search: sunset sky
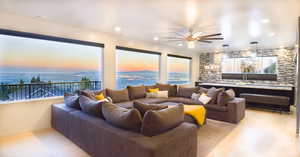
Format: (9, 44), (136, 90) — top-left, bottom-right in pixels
(0, 34), (190, 73)
(117, 50), (160, 72)
(0, 35), (102, 72)
(168, 56), (191, 73)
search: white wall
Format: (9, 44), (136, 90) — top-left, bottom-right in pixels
(0, 13), (200, 137)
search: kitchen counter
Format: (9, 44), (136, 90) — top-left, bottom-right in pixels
(198, 82), (294, 91)
(195, 81), (295, 110)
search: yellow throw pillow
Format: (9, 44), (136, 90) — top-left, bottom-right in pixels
(95, 93), (105, 100)
(148, 88), (159, 93)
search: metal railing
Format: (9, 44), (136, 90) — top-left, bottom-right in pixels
(0, 81), (101, 102)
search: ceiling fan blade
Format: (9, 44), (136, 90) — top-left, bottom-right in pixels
(200, 37), (224, 40)
(198, 40), (213, 43)
(200, 33), (222, 38)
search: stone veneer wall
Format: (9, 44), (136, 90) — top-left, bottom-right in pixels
(199, 48), (297, 85)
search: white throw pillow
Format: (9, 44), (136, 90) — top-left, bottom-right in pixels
(146, 92), (158, 98)
(191, 93), (200, 101)
(146, 91), (168, 98)
(156, 91), (169, 98)
(198, 93), (212, 105)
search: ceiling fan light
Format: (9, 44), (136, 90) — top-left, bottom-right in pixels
(188, 41), (195, 49)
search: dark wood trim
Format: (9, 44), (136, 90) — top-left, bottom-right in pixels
(0, 28), (104, 47)
(222, 73), (277, 81)
(116, 46), (161, 55)
(167, 54), (192, 60)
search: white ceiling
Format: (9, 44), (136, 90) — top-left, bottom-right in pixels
(0, 0), (299, 52)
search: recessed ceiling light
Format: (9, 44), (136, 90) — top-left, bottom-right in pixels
(114, 26), (121, 32)
(178, 43), (183, 47)
(295, 44), (298, 48)
(153, 37), (159, 41)
(261, 19), (270, 23)
(269, 33), (275, 37)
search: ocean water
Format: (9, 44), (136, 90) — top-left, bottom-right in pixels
(0, 70), (189, 88)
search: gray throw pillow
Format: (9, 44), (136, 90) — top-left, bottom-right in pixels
(127, 85), (146, 100)
(102, 102), (142, 132)
(78, 89), (98, 101)
(141, 104), (184, 137)
(177, 86), (200, 98)
(207, 87), (225, 104)
(217, 89), (235, 106)
(64, 93), (80, 109)
(79, 95), (105, 118)
(133, 101), (168, 117)
(106, 88), (130, 103)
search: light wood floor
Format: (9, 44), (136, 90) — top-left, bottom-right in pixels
(0, 109), (299, 157)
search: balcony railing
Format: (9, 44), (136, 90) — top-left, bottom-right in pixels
(0, 81), (101, 102)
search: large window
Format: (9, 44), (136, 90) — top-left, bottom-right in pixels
(221, 56), (277, 74)
(167, 55), (191, 85)
(0, 30), (103, 102)
(116, 47), (160, 89)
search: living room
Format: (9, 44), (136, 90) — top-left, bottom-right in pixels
(0, 0), (299, 157)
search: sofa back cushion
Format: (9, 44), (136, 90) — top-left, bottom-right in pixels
(102, 102), (142, 132)
(207, 87), (225, 104)
(133, 101), (168, 116)
(64, 93), (81, 109)
(106, 88), (130, 103)
(141, 104), (184, 137)
(78, 89), (98, 100)
(127, 85), (146, 100)
(217, 89), (235, 106)
(145, 85), (158, 92)
(156, 83), (177, 97)
(177, 86), (200, 98)
(79, 95), (105, 118)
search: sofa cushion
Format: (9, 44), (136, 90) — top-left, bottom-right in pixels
(102, 102), (142, 132)
(79, 95), (105, 118)
(64, 93), (81, 109)
(78, 89), (98, 101)
(156, 83), (177, 97)
(217, 89), (235, 106)
(207, 87), (225, 104)
(106, 88), (130, 103)
(135, 98), (168, 104)
(141, 104), (184, 137)
(167, 97), (203, 105)
(127, 85), (146, 100)
(145, 85), (158, 92)
(115, 101), (134, 109)
(204, 104), (228, 112)
(177, 86), (200, 98)
(133, 101), (168, 116)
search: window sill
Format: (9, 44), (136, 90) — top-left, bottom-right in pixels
(0, 96), (64, 105)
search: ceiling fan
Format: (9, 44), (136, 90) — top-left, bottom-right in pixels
(163, 29), (224, 48)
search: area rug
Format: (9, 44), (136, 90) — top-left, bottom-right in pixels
(197, 119), (237, 157)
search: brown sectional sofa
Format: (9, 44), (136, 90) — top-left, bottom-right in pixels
(52, 84), (245, 157)
(52, 103), (198, 157)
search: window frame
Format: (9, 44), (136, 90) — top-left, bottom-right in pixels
(0, 29), (105, 102)
(167, 54), (192, 85)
